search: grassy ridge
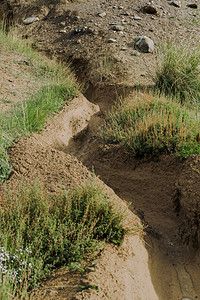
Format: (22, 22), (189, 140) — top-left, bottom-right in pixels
(0, 28), (78, 182)
(102, 92), (200, 158)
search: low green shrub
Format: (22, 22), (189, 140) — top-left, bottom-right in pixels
(0, 181), (127, 297)
(154, 41), (200, 105)
(101, 92), (200, 158)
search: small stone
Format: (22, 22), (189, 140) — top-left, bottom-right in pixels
(112, 25), (125, 31)
(74, 25), (81, 33)
(98, 12), (106, 17)
(75, 16), (80, 20)
(133, 15), (142, 20)
(88, 27), (95, 33)
(108, 38), (117, 43)
(121, 11), (130, 16)
(60, 21), (66, 26)
(59, 29), (67, 33)
(23, 17), (39, 25)
(143, 5), (158, 14)
(77, 39), (81, 44)
(134, 35), (154, 53)
(187, 3), (198, 8)
(121, 47), (127, 51)
(132, 50), (141, 56)
(168, 1), (181, 8)
(118, 6), (124, 9)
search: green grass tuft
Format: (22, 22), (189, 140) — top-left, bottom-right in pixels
(101, 92), (200, 158)
(154, 41), (200, 105)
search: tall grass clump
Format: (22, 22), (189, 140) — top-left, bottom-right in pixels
(0, 180), (127, 297)
(154, 41), (200, 105)
(101, 92), (200, 158)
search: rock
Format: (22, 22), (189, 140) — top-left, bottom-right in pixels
(168, 1), (181, 8)
(60, 21), (66, 26)
(132, 50), (141, 56)
(143, 5), (158, 14)
(23, 17), (39, 25)
(88, 27), (95, 33)
(98, 12), (106, 17)
(59, 28), (67, 33)
(74, 25), (81, 34)
(133, 15), (142, 20)
(121, 11), (130, 16)
(134, 35), (154, 53)
(187, 3), (198, 8)
(112, 25), (125, 31)
(108, 38), (117, 43)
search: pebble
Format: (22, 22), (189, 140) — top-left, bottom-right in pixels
(132, 50), (141, 56)
(168, 1), (181, 8)
(59, 29), (67, 33)
(133, 15), (142, 20)
(98, 12), (107, 17)
(121, 11), (130, 16)
(60, 21), (66, 26)
(23, 17), (39, 25)
(187, 3), (198, 8)
(112, 25), (125, 31)
(108, 38), (117, 43)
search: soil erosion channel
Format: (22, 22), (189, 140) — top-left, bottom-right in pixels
(53, 90), (200, 300)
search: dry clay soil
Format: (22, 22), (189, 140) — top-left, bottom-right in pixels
(1, 0), (200, 299)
